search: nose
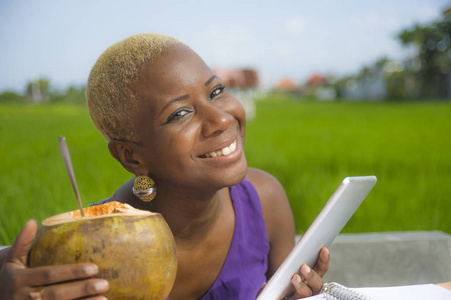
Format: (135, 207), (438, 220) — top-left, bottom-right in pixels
(200, 102), (234, 137)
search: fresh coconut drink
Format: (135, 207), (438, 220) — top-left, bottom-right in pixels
(28, 201), (177, 300)
(28, 137), (177, 299)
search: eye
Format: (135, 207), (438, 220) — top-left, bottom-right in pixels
(166, 108), (191, 123)
(209, 85), (225, 100)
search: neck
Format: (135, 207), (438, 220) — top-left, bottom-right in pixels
(147, 186), (229, 243)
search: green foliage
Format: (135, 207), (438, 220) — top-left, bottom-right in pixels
(0, 91), (27, 104)
(335, 15), (451, 101)
(49, 86), (87, 104)
(397, 15), (451, 98)
(21, 77), (87, 105)
(1, 99), (451, 245)
(385, 71), (409, 100)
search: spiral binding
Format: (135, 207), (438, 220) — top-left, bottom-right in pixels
(321, 282), (372, 300)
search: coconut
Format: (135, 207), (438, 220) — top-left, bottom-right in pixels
(28, 201), (177, 300)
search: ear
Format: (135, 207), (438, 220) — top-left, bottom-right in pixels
(108, 140), (146, 175)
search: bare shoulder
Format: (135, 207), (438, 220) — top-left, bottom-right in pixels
(247, 167), (286, 201)
(0, 246), (10, 266)
(113, 177), (136, 203)
(246, 167), (289, 216)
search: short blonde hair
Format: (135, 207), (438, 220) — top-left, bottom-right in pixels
(86, 33), (184, 142)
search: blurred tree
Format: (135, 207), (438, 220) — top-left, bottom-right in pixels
(25, 77), (50, 102)
(21, 77), (87, 105)
(49, 85), (86, 104)
(0, 91), (26, 104)
(398, 15), (451, 98)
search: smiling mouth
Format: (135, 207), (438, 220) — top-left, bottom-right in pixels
(201, 140), (237, 158)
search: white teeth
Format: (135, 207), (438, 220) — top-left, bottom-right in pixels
(222, 147), (231, 156)
(229, 140), (236, 152)
(204, 140), (236, 158)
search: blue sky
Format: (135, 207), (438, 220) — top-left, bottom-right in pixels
(0, 0), (450, 93)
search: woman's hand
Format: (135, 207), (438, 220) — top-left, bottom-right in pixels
(0, 220), (109, 300)
(288, 247), (330, 299)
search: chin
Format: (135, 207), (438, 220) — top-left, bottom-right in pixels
(226, 170), (247, 187)
(222, 157), (248, 187)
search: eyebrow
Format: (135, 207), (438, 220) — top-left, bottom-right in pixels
(160, 75), (219, 115)
(160, 94), (189, 116)
(204, 75), (218, 86)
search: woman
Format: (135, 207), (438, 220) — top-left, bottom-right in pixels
(0, 33), (329, 300)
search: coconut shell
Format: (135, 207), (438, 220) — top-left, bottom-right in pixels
(29, 202), (177, 300)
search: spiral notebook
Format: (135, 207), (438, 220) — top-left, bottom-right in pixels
(303, 282), (451, 300)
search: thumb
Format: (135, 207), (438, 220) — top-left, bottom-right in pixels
(7, 220), (38, 267)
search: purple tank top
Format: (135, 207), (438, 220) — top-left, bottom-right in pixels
(95, 178), (270, 299)
(200, 178), (269, 299)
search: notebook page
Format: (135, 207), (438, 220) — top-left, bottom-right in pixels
(356, 284), (451, 300)
(302, 283), (451, 300)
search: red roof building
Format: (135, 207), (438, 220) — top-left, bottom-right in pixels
(275, 77), (298, 90)
(306, 73), (327, 86)
(213, 68), (259, 89)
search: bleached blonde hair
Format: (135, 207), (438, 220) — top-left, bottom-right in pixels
(86, 33), (184, 143)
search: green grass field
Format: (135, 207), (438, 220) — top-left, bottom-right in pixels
(1, 98), (450, 245)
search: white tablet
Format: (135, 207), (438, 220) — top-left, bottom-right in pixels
(257, 176), (377, 300)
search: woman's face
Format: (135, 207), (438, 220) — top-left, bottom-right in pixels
(131, 44), (247, 193)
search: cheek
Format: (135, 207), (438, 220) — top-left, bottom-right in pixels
(152, 126), (198, 162)
(231, 98), (246, 138)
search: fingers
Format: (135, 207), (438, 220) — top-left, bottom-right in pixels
(82, 297), (108, 300)
(300, 264), (322, 294)
(38, 278), (109, 300)
(24, 263), (101, 287)
(2, 264), (106, 300)
(290, 262), (325, 298)
(7, 220), (38, 266)
(312, 247), (329, 277)
(291, 273), (313, 298)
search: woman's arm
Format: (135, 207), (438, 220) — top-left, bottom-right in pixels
(248, 167), (329, 298)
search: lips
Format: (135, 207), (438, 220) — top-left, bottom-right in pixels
(200, 139), (237, 158)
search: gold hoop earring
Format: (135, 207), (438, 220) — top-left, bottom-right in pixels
(132, 175), (156, 202)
